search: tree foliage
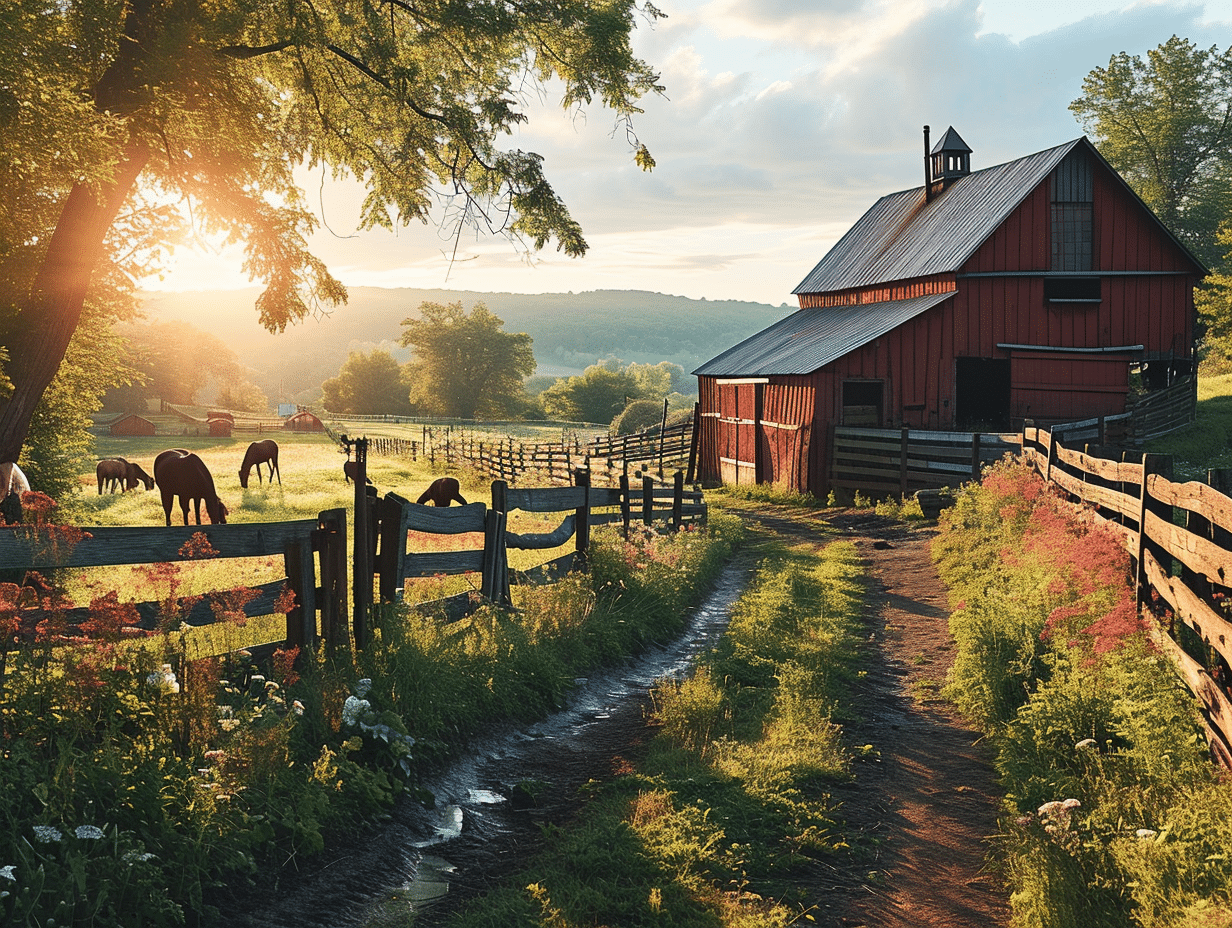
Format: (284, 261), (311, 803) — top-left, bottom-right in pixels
(541, 360), (641, 423)
(1070, 35), (1232, 266)
(400, 301), (535, 418)
(321, 349), (414, 415)
(0, 0), (663, 460)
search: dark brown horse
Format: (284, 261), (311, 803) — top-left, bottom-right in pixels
(96, 458), (128, 494)
(416, 477), (468, 507)
(239, 439), (280, 489)
(98, 458), (156, 494)
(154, 450), (228, 526)
(342, 460), (372, 485)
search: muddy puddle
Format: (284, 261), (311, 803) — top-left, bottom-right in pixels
(229, 558), (755, 928)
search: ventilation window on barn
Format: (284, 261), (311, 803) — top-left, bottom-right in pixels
(1051, 152), (1094, 271)
(1044, 276), (1101, 303)
(842, 381), (883, 426)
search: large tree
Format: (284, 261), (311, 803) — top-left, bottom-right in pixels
(400, 301), (535, 418)
(321, 348), (414, 415)
(1070, 35), (1232, 266)
(541, 360), (641, 423)
(0, 0), (662, 461)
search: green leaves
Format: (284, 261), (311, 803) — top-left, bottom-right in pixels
(1071, 35), (1232, 266)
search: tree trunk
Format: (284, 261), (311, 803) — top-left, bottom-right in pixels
(0, 145), (150, 462)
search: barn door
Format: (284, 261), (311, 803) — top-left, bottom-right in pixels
(955, 358), (1011, 430)
(717, 382), (761, 484)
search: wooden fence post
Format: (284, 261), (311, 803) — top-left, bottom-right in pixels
(620, 470), (631, 540)
(315, 508), (348, 651)
(574, 467), (591, 568)
(686, 402), (700, 485)
(351, 438), (372, 651)
(899, 427), (909, 495)
(1135, 453), (1172, 610)
(672, 469), (684, 531)
(1045, 426), (1057, 485)
(282, 539), (313, 650)
(376, 493), (409, 603)
(642, 472), (654, 526)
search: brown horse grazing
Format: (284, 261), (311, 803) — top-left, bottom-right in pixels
(239, 439), (280, 489)
(97, 459), (155, 494)
(153, 449), (228, 526)
(97, 458), (128, 494)
(416, 477), (468, 507)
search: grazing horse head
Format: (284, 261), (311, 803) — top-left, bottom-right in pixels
(416, 477), (468, 507)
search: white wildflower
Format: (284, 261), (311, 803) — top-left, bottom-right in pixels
(1037, 801), (1063, 817)
(249, 674), (266, 687)
(355, 678), (373, 698)
(32, 825), (62, 844)
(1060, 798), (1081, 811)
(1075, 738), (1097, 751)
(1136, 828), (1158, 839)
(292, 700), (305, 717)
(0, 865), (14, 881)
(342, 695), (370, 727)
(147, 664), (179, 694)
(74, 825), (104, 840)
(219, 719), (240, 732)
(123, 850), (156, 864)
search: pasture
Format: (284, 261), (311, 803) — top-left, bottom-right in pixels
(61, 431), (577, 654)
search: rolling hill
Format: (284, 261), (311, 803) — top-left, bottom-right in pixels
(138, 287), (792, 405)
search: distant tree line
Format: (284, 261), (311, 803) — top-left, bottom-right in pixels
(320, 300), (695, 428)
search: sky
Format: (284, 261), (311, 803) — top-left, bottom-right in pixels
(145, 0), (1232, 308)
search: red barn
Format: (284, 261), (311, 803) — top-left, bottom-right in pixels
(284, 410), (323, 432)
(694, 128), (1206, 495)
(109, 414), (156, 436)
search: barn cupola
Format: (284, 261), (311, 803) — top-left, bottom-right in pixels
(929, 126), (972, 194)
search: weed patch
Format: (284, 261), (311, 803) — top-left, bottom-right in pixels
(934, 458), (1229, 927)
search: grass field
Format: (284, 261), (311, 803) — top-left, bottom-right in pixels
(56, 431), (578, 646)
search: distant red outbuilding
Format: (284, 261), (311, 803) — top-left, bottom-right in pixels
(109, 414), (156, 437)
(284, 411), (324, 432)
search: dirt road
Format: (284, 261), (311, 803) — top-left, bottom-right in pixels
(751, 506), (1010, 928)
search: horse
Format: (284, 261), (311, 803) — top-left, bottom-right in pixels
(153, 449), (228, 526)
(342, 460), (372, 485)
(124, 461), (155, 491)
(97, 458), (128, 494)
(0, 462), (30, 525)
(239, 439), (280, 489)
(416, 477), (468, 507)
(97, 458), (154, 494)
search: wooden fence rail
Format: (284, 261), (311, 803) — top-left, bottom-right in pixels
(1021, 421), (1232, 766)
(830, 426), (1021, 496)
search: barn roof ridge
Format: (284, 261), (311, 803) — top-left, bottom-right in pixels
(793, 137), (1084, 295)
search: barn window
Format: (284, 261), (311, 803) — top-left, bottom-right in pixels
(1044, 277), (1101, 302)
(842, 381), (883, 426)
(1051, 152), (1094, 271)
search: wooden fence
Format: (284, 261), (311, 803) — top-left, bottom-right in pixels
(1021, 422), (1232, 765)
(0, 456), (705, 657)
(829, 426), (1021, 497)
(364, 417), (697, 487)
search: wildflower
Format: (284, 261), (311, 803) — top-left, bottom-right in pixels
(342, 695), (371, 727)
(146, 664), (180, 693)
(0, 865), (14, 881)
(292, 700), (305, 716)
(1136, 828), (1158, 839)
(204, 750), (226, 763)
(1075, 738), (1097, 751)
(74, 825), (104, 840)
(32, 825), (62, 844)
(220, 719), (240, 732)
(1060, 798), (1081, 811)
(249, 674), (266, 687)
(123, 850), (156, 864)
(355, 678), (373, 698)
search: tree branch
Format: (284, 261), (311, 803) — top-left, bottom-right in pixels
(219, 40), (296, 60)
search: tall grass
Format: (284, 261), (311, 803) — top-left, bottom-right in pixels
(419, 541), (864, 928)
(933, 458), (1232, 928)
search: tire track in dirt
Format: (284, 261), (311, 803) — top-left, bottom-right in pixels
(729, 505), (1010, 928)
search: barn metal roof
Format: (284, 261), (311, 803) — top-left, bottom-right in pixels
(793, 139), (1083, 295)
(692, 291), (954, 377)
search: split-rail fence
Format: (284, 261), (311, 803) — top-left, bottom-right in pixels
(0, 453), (705, 661)
(1021, 421), (1232, 766)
